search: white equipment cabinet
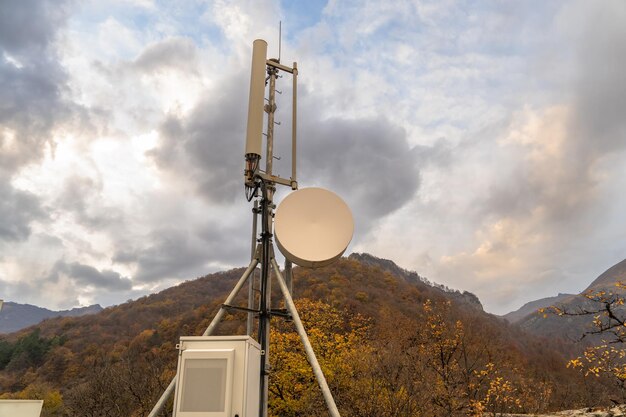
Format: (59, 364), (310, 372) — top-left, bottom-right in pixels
(173, 336), (261, 417)
(0, 400), (43, 417)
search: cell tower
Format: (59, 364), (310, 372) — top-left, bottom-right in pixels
(148, 38), (353, 417)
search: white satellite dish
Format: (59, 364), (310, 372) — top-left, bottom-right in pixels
(274, 187), (354, 268)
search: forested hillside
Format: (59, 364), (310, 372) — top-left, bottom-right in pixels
(0, 254), (617, 416)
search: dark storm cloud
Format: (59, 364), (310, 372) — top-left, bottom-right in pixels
(55, 175), (122, 229)
(151, 71), (249, 204)
(412, 138), (454, 169)
(0, 53), (69, 172)
(113, 221), (252, 284)
(113, 228), (208, 283)
(0, 0), (75, 173)
(152, 76), (421, 237)
(0, 0), (77, 243)
(196, 221), (253, 265)
(66, 262), (132, 291)
(132, 37), (198, 74)
(0, 178), (47, 242)
(298, 94), (420, 236)
(47, 260), (132, 291)
(0, 0), (72, 56)
(571, 3), (626, 159)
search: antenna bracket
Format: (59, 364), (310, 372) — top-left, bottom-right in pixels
(266, 60), (294, 74)
(257, 172), (293, 188)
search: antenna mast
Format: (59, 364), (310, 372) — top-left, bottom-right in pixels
(244, 37), (341, 417)
(148, 37), (343, 417)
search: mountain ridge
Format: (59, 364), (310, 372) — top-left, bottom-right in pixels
(0, 302), (103, 334)
(586, 258), (626, 290)
(348, 252), (483, 310)
(510, 257), (626, 341)
(503, 293), (576, 324)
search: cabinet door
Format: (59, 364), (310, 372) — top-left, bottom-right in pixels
(175, 349), (235, 417)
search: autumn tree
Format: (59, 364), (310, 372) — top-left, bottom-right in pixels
(350, 309), (425, 417)
(0, 381), (64, 417)
(546, 283), (626, 404)
(64, 354), (134, 417)
(63, 330), (173, 417)
(268, 298), (370, 417)
(0, 329), (63, 372)
(419, 299), (473, 415)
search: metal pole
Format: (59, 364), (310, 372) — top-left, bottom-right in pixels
(271, 258), (342, 417)
(147, 257), (259, 417)
(248, 201), (259, 335)
(258, 187), (271, 417)
(284, 259), (293, 296)
(265, 65), (277, 185)
(257, 62), (278, 417)
(291, 62), (297, 188)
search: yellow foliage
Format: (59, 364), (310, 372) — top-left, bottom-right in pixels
(0, 382), (64, 416)
(268, 298), (370, 417)
(569, 344), (626, 383)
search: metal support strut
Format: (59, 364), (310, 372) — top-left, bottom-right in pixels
(271, 257), (342, 417)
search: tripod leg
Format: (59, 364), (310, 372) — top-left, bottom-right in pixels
(271, 258), (341, 417)
(147, 256), (260, 417)
(203, 257), (259, 336)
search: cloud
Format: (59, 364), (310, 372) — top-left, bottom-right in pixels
(113, 228), (209, 283)
(475, 2), (626, 229)
(0, 0), (75, 173)
(0, 0), (81, 246)
(1, 260), (133, 308)
(60, 261), (133, 291)
(55, 175), (123, 229)
(568, 2), (626, 157)
(0, 0), (72, 56)
(150, 70), (249, 204)
(205, 0), (281, 47)
(420, 1), (626, 313)
(0, 56), (69, 173)
(298, 101), (420, 237)
(111, 214), (254, 285)
(0, 178), (47, 243)
(150, 69), (420, 243)
(132, 37), (198, 74)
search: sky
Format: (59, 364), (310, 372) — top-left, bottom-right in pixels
(1, 0), (625, 315)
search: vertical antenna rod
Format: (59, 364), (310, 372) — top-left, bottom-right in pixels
(291, 62), (297, 188)
(278, 21), (282, 63)
(258, 58), (279, 417)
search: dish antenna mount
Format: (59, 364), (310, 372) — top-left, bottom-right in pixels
(148, 38), (352, 417)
